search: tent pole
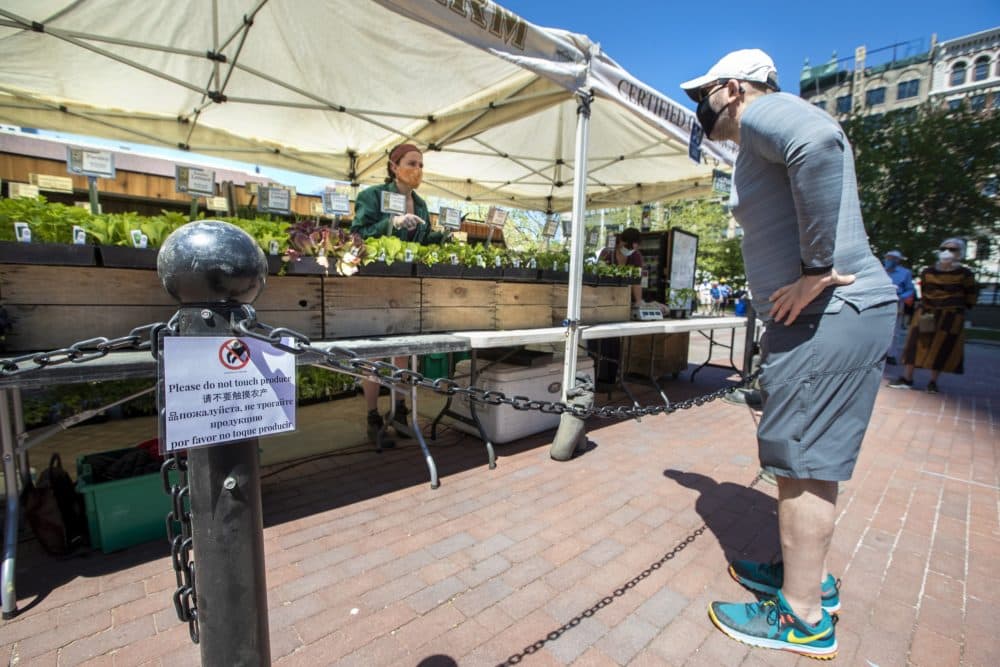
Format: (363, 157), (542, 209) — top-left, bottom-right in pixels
(561, 92), (592, 403)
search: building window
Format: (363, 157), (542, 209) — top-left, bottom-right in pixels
(813, 100), (827, 111)
(897, 79), (920, 100)
(836, 95), (852, 114)
(865, 87), (886, 106)
(948, 99), (963, 111)
(973, 56), (989, 82)
(971, 94), (986, 110)
(950, 61), (966, 86)
(994, 93), (1000, 109)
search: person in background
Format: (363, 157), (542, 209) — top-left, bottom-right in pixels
(350, 143), (446, 445)
(709, 281), (722, 315)
(883, 249), (915, 365)
(720, 279), (733, 311)
(679, 48), (896, 659)
(888, 238), (978, 393)
(698, 280), (713, 314)
(599, 227), (644, 304)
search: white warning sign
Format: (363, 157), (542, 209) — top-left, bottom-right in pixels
(162, 336), (296, 452)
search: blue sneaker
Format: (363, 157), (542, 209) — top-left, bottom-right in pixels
(708, 589), (838, 660)
(729, 560), (840, 614)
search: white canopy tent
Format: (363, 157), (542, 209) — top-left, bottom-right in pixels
(0, 0), (734, 400)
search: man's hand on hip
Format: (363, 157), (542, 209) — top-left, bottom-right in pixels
(769, 270), (855, 325)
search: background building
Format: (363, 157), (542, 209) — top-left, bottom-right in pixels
(799, 38), (935, 119)
(929, 27), (1000, 112)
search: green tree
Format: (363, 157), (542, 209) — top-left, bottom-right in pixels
(664, 199), (745, 283)
(844, 104), (1000, 272)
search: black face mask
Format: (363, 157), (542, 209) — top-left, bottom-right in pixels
(696, 97), (721, 140)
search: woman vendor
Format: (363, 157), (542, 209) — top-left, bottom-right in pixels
(351, 143), (445, 244)
(350, 143), (445, 446)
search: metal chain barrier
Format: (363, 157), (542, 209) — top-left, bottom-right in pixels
(2, 308), (758, 648)
(232, 305), (760, 420)
(0, 321), (169, 376)
(495, 473), (765, 666)
(162, 454), (199, 643)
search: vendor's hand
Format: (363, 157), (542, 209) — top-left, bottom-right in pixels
(769, 269), (855, 325)
(399, 214), (423, 230)
(392, 214), (420, 230)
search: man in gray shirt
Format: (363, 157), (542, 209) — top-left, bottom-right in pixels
(679, 49), (896, 660)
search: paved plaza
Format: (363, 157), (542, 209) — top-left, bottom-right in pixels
(1, 333), (997, 666)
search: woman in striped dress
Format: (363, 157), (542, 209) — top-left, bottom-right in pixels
(888, 238), (978, 393)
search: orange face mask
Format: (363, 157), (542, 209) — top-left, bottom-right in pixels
(394, 165), (422, 189)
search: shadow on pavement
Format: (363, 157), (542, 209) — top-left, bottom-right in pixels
(663, 469), (780, 565)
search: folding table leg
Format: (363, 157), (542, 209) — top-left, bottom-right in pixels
(407, 356), (439, 489)
(467, 352), (496, 469)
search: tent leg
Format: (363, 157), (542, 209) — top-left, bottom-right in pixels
(559, 91), (592, 402)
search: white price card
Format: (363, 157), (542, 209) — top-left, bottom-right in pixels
(323, 190), (351, 215)
(439, 207), (462, 229)
(258, 186), (291, 214)
(14, 222), (30, 243)
(380, 191), (406, 215)
(161, 336), (296, 452)
(485, 206), (508, 228)
(66, 146), (116, 178)
(175, 165), (216, 197)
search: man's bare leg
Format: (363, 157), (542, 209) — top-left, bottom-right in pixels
(777, 475), (838, 624)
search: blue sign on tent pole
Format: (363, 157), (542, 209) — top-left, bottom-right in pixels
(688, 124), (703, 164)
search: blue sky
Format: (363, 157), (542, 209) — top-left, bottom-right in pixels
(502, 0), (999, 110)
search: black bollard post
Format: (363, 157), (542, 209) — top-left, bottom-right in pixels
(158, 221), (271, 666)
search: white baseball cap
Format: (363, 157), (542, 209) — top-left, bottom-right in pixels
(680, 49), (780, 102)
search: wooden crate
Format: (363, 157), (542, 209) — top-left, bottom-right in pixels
(0, 265), (177, 351)
(420, 278), (496, 332)
(550, 285), (631, 325)
(324, 276), (421, 339)
(0, 265), (322, 351)
(253, 274), (323, 340)
(495, 282), (552, 330)
(625, 332), (690, 379)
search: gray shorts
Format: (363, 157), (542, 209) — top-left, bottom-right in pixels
(757, 301), (895, 481)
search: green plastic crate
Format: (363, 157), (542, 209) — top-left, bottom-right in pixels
(76, 448), (176, 553)
(421, 353), (450, 380)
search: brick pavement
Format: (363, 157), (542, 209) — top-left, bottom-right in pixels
(1, 339), (997, 666)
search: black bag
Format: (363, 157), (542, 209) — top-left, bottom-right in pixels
(22, 454), (88, 555)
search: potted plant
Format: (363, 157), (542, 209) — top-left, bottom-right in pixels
(622, 264), (642, 285)
(0, 197), (97, 266)
(462, 243), (504, 280)
(502, 248), (539, 282)
(357, 236), (416, 277)
(536, 248), (570, 283)
(283, 221), (366, 276)
(225, 216), (290, 274)
(667, 287), (698, 318)
(85, 211), (172, 269)
(416, 240), (463, 278)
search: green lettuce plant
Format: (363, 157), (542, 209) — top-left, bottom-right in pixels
(0, 196), (95, 243)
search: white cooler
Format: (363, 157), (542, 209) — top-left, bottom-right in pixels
(450, 356), (594, 443)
